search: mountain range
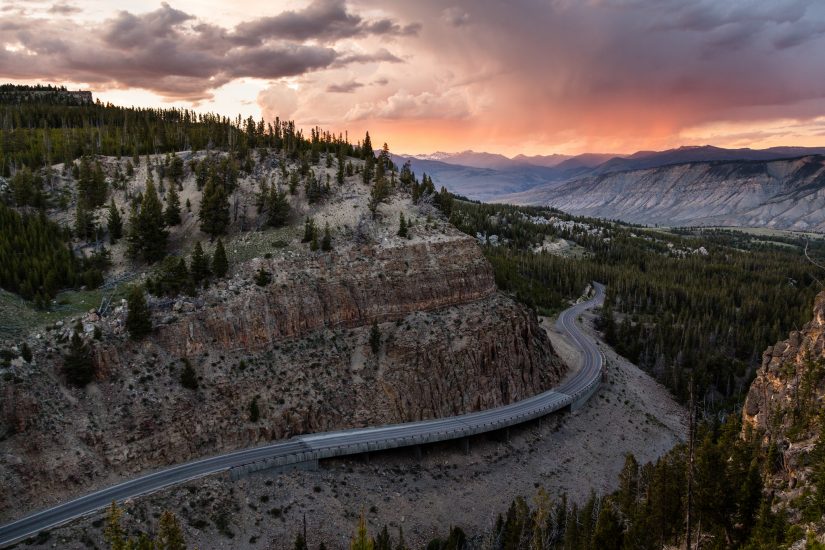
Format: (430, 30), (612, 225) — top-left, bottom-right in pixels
(397, 145), (825, 230)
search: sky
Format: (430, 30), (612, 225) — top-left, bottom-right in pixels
(2, 0), (825, 156)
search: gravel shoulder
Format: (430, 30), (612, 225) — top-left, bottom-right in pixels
(18, 309), (687, 549)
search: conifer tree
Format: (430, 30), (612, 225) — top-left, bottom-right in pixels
(75, 200), (95, 240)
(164, 183), (181, 226)
(212, 239), (228, 278)
(321, 223), (332, 251)
(127, 179), (168, 263)
(266, 188), (290, 227)
(351, 514), (375, 550)
(199, 176), (230, 239)
(397, 213), (408, 238)
(190, 241), (211, 286)
(64, 331), (94, 387)
(368, 178), (389, 218)
(302, 217), (317, 243)
(107, 198), (123, 243)
(126, 285), (152, 340)
(156, 510), (186, 550)
(249, 396), (260, 422)
(104, 501), (127, 550)
(337, 153), (345, 185)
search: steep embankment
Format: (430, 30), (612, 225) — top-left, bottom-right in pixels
(0, 228), (564, 521)
(743, 290), (825, 520)
(501, 156), (825, 231)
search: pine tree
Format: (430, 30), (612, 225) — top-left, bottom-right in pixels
(126, 285), (152, 340)
(321, 223), (332, 251)
(156, 510), (186, 550)
(266, 188), (290, 227)
(337, 153), (345, 185)
(64, 331), (94, 387)
(370, 321), (381, 354)
(190, 241), (211, 286)
(302, 217), (316, 243)
(397, 213), (408, 238)
(351, 514), (375, 550)
(107, 198), (123, 243)
(75, 200), (95, 241)
(212, 239), (228, 278)
(199, 176), (230, 239)
(127, 178), (168, 263)
(104, 501), (127, 550)
(249, 396), (260, 422)
(164, 183), (181, 226)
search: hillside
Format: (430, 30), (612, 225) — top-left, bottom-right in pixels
(0, 144), (566, 522)
(501, 155), (825, 231)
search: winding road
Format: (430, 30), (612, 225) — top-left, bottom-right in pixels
(0, 283), (605, 547)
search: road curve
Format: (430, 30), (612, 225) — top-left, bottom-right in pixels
(0, 283), (605, 547)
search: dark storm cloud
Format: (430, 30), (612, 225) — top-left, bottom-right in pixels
(0, 1), (414, 101)
(362, 0), (825, 144)
(232, 0), (419, 45)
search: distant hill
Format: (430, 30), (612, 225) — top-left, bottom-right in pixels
(499, 155), (825, 232)
(399, 146), (825, 209)
(591, 145), (825, 175)
(391, 154), (570, 201)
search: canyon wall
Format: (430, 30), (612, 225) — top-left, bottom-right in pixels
(0, 232), (565, 520)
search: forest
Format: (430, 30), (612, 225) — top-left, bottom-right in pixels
(0, 85), (370, 307)
(0, 84), (358, 176)
(450, 201), (823, 409)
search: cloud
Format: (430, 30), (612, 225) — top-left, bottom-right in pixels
(326, 80), (364, 93)
(355, 0), (825, 152)
(232, 0), (420, 45)
(442, 7), (470, 27)
(345, 89), (471, 120)
(257, 82), (299, 121)
(333, 48), (402, 66)
(0, 1), (416, 101)
(47, 2), (79, 15)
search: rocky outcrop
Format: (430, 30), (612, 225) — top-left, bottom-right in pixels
(0, 232), (564, 520)
(742, 290), (825, 511)
(97, 235), (497, 368)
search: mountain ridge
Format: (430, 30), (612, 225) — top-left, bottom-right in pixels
(499, 154), (825, 231)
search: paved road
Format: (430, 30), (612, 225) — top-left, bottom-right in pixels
(0, 284), (605, 547)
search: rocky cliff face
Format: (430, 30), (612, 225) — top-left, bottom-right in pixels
(0, 231), (565, 520)
(743, 290), (825, 511)
(500, 156), (825, 231)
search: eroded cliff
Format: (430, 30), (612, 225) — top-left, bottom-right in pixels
(0, 229), (565, 520)
(743, 290), (825, 515)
